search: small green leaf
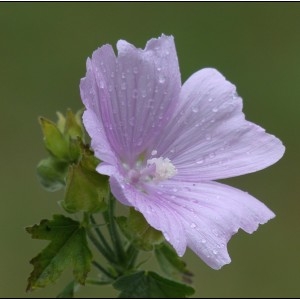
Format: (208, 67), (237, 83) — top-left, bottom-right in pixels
(56, 281), (80, 298)
(155, 243), (193, 284)
(39, 117), (69, 160)
(26, 215), (92, 291)
(61, 161), (108, 214)
(37, 157), (68, 192)
(113, 271), (195, 298)
(116, 209), (164, 251)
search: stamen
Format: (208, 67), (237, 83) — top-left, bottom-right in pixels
(147, 157), (177, 181)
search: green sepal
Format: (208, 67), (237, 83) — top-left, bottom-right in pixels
(26, 215), (92, 291)
(155, 243), (193, 284)
(64, 109), (84, 141)
(61, 161), (108, 214)
(117, 208), (164, 251)
(36, 157), (68, 192)
(39, 117), (70, 160)
(113, 270), (195, 298)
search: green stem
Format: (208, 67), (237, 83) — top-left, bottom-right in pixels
(92, 261), (116, 280)
(104, 194), (126, 265)
(86, 278), (112, 286)
(87, 228), (115, 263)
(126, 243), (139, 270)
(90, 214), (114, 255)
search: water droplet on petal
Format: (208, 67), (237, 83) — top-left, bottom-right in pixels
(190, 223), (196, 228)
(205, 134), (212, 141)
(133, 67), (138, 74)
(192, 107), (199, 113)
(209, 152), (216, 159)
(121, 82), (127, 90)
(212, 107), (218, 113)
(121, 72), (126, 79)
(141, 90), (147, 98)
(208, 97), (213, 102)
(201, 239), (206, 244)
(196, 159), (204, 164)
(159, 75), (166, 84)
(212, 229), (219, 237)
(151, 150), (158, 156)
(213, 249), (218, 255)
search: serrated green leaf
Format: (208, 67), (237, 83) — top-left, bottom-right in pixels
(39, 117), (69, 160)
(26, 215), (92, 291)
(113, 271), (195, 298)
(116, 209), (163, 251)
(155, 243), (193, 284)
(36, 157), (68, 192)
(61, 161), (108, 214)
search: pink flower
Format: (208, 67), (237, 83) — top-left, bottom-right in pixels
(80, 35), (285, 269)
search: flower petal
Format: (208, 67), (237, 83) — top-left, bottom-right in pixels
(149, 180), (275, 269)
(82, 35), (181, 166)
(82, 109), (116, 165)
(109, 173), (187, 256)
(156, 68), (285, 181)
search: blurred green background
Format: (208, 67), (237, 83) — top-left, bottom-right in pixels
(0, 3), (299, 298)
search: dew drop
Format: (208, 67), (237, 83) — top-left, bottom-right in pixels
(212, 229), (219, 237)
(159, 75), (166, 84)
(190, 223), (196, 229)
(213, 249), (218, 255)
(192, 107), (199, 113)
(208, 97), (213, 102)
(121, 82), (127, 90)
(110, 72), (115, 78)
(212, 107), (218, 113)
(205, 134), (212, 141)
(196, 159), (204, 164)
(209, 152), (216, 159)
(201, 239), (206, 244)
(151, 149), (158, 156)
(157, 66), (162, 71)
(121, 72), (126, 79)
(172, 187), (178, 192)
(141, 90), (147, 98)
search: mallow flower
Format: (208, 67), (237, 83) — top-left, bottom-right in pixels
(80, 34), (285, 270)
